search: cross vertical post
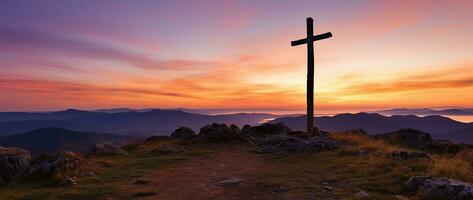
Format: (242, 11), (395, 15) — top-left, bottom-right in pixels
(306, 18), (314, 136)
(291, 17), (332, 136)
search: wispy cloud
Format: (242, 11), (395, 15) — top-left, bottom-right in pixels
(339, 66), (473, 95)
(0, 27), (217, 71)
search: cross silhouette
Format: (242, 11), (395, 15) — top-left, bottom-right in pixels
(291, 17), (332, 136)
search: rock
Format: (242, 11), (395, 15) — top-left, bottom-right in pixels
(429, 139), (471, 154)
(0, 146), (31, 184)
(375, 129), (432, 149)
(385, 151), (430, 160)
(395, 195), (410, 200)
(375, 129), (471, 154)
(81, 171), (95, 177)
(404, 176), (473, 200)
(216, 177), (242, 186)
(198, 123), (245, 143)
(323, 186), (334, 191)
(145, 135), (170, 142)
(58, 176), (78, 186)
(171, 127), (196, 139)
(89, 143), (127, 156)
(255, 135), (341, 153)
(153, 145), (185, 153)
(242, 123), (291, 138)
(27, 151), (85, 177)
(354, 189), (370, 198)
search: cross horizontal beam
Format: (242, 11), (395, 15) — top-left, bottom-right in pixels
(290, 32), (332, 46)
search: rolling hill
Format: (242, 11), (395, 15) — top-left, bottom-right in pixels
(0, 127), (135, 155)
(271, 113), (473, 143)
(373, 108), (473, 116)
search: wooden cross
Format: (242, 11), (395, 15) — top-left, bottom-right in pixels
(291, 17), (332, 136)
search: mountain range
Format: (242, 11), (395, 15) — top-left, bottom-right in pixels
(271, 112), (473, 144)
(372, 108), (473, 116)
(0, 109), (280, 136)
(1, 108), (472, 147)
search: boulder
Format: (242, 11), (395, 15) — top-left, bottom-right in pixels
(254, 135), (341, 153)
(171, 127), (196, 139)
(145, 135), (170, 142)
(385, 151), (430, 160)
(198, 123), (245, 143)
(404, 176), (473, 200)
(375, 129), (470, 154)
(0, 146), (31, 184)
(429, 139), (470, 154)
(241, 123), (291, 138)
(89, 143), (127, 156)
(27, 150), (85, 177)
(375, 129), (432, 148)
(58, 176), (78, 186)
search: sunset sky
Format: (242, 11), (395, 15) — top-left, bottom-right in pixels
(1, 0), (472, 112)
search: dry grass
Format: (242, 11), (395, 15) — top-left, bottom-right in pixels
(430, 157), (472, 179)
(427, 149), (473, 182)
(331, 132), (399, 153)
(454, 149), (473, 165)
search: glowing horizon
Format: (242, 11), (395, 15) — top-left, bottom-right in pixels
(1, 0), (472, 112)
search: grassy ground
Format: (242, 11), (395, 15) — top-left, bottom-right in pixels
(1, 133), (473, 200)
(0, 140), (209, 200)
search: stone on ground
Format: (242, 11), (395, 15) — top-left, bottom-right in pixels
(385, 150), (430, 160)
(0, 146), (31, 185)
(216, 176), (242, 186)
(404, 176), (473, 200)
(27, 150), (85, 177)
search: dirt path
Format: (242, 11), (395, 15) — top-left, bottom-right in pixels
(122, 145), (269, 200)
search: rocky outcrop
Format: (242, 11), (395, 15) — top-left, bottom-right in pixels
(375, 129), (432, 148)
(242, 123), (291, 138)
(198, 123), (245, 143)
(0, 146), (31, 185)
(171, 127), (196, 139)
(404, 176), (473, 200)
(385, 151), (430, 160)
(89, 143), (128, 156)
(375, 129), (472, 154)
(254, 135), (341, 153)
(27, 151), (85, 177)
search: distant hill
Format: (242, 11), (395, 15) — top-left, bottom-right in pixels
(373, 108), (473, 116)
(0, 120), (81, 135)
(0, 109), (279, 136)
(271, 113), (473, 144)
(0, 109), (95, 122)
(0, 127), (135, 155)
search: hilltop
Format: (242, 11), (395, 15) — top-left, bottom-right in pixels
(1, 123), (473, 200)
